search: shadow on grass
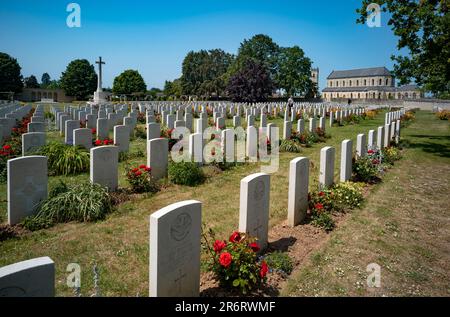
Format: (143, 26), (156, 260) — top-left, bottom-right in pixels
(405, 134), (450, 158)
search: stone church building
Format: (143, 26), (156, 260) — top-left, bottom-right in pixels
(322, 67), (423, 101)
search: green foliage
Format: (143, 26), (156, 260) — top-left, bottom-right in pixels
(275, 46), (313, 96)
(125, 165), (160, 194)
(227, 59), (273, 102)
(41, 72), (51, 87)
(352, 156), (380, 183)
(357, 1), (449, 96)
(332, 182), (365, 209)
(163, 79), (182, 99)
(48, 180), (69, 198)
(0, 52), (23, 93)
(168, 161), (205, 186)
(382, 146), (402, 165)
(206, 231), (268, 294)
(60, 59), (97, 100)
(279, 139), (302, 153)
(24, 75), (39, 88)
(264, 251), (293, 275)
(36, 142), (89, 176)
(22, 182), (113, 231)
(311, 212), (335, 232)
(112, 69), (147, 95)
(180, 49), (234, 97)
(134, 126), (146, 139)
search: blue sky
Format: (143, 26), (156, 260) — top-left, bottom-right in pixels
(0, 0), (400, 91)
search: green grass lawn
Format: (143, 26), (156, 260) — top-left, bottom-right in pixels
(282, 111), (450, 296)
(0, 108), (406, 296)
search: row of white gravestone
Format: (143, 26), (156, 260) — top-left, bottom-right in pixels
(6, 144), (122, 225)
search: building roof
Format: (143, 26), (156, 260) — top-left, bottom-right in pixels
(327, 67), (392, 79)
(322, 84), (421, 93)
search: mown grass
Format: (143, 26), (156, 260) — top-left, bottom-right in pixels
(282, 111), (450, 297)
(0, 107), (390, 296)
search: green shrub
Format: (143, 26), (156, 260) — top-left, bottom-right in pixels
(382, 147), (402, 165)
(352, 156), (379, 183)
(311, 212), (335, 232)
(22, 182), (113, 231)
(280, 139), (302, 153)
(126, 164), (160, 193)
(36, 142), (89, 176)
(264, 251), (293, 275)
(168, 161), (205, 186)
(332, 182), (364, 209)
(48, 180), (69, 198)
(134, 126), (146, 139)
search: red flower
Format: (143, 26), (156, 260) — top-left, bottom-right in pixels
(315, 203), (324, 210)
(249, 242), (260, 252)
(132, 168), (139, 173)
(145, 167), (152, 172)
(139, 164), (147, 169)
(219, 252), (232, 268)
(318, 191), (325, 197)
(2, 145), (11, 150)
(229, 231), (241, 243)
(135, 171), (142, 176)
(260, 261), (268, 278)
(103, 140), (109, 145)
(213, 240), (226, 253)
(368, 150), (374, 154)
(94, 140), (102, 146)
(91, 128), (96, 134)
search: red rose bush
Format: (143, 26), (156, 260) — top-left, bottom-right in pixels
(208, 231), (268, 294)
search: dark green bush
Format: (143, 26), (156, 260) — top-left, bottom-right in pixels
(22, 182), (113, 231)
(352, 156), (379, 183)
(168, 161), (205, 186)
(311, 212), (335, 232)
(36, 142), (89, 176)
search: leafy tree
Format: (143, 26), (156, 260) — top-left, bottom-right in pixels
(148, 87), (162, 100)
(41, 73), (51, 87)
(46, 80), (60, 89)
(164, 79), (182, 98)
(24, 75), (39, 88)
(276, 46), (313, 96)
(112, 69), (147, 95)
(227, 59), (273, 102)
(357, 0), (450, 97)
(0, 52), (23, 93)
(181, 49), (234, 97)
(229, 34), (280, 81)
(60, 59), (97, 100)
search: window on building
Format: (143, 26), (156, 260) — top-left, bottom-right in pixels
(364, 79), (367, 86)
(330, 81), (332, 87)
(357, 80), (359, 86)
(349, 80), (352, 87)
(372, 79), (375, 86)
(342, 81), (345, 87)
(386, 78), (389, 86)
(379, 79), (382, 85)
(336, 81), (338, 87)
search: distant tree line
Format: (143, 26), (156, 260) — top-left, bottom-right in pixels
(163, 34), (317, 102)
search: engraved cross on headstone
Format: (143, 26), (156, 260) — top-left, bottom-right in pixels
(174, 269), (187, 294)
(95, 56), (105, 92)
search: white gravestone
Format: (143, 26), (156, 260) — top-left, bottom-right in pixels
(239, 173), (270, 250)
(356, 133), (367, 158)
(340, 139), (353, 182)
(65, 120), (79, 145)
(147, 138), (169, 180)
(147, 123), (161, 141)
(113, 125), (130, 152)
(288, 157), (309, 227)
(22, 132), (46, 156)
(90, 146), (119, 191)
(319, 146), (335, 188)
(7, 156), (48, 225)
(73, 128), (92, 150)
(0, 257), (55, 297)
(149, 200), (202, 297)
